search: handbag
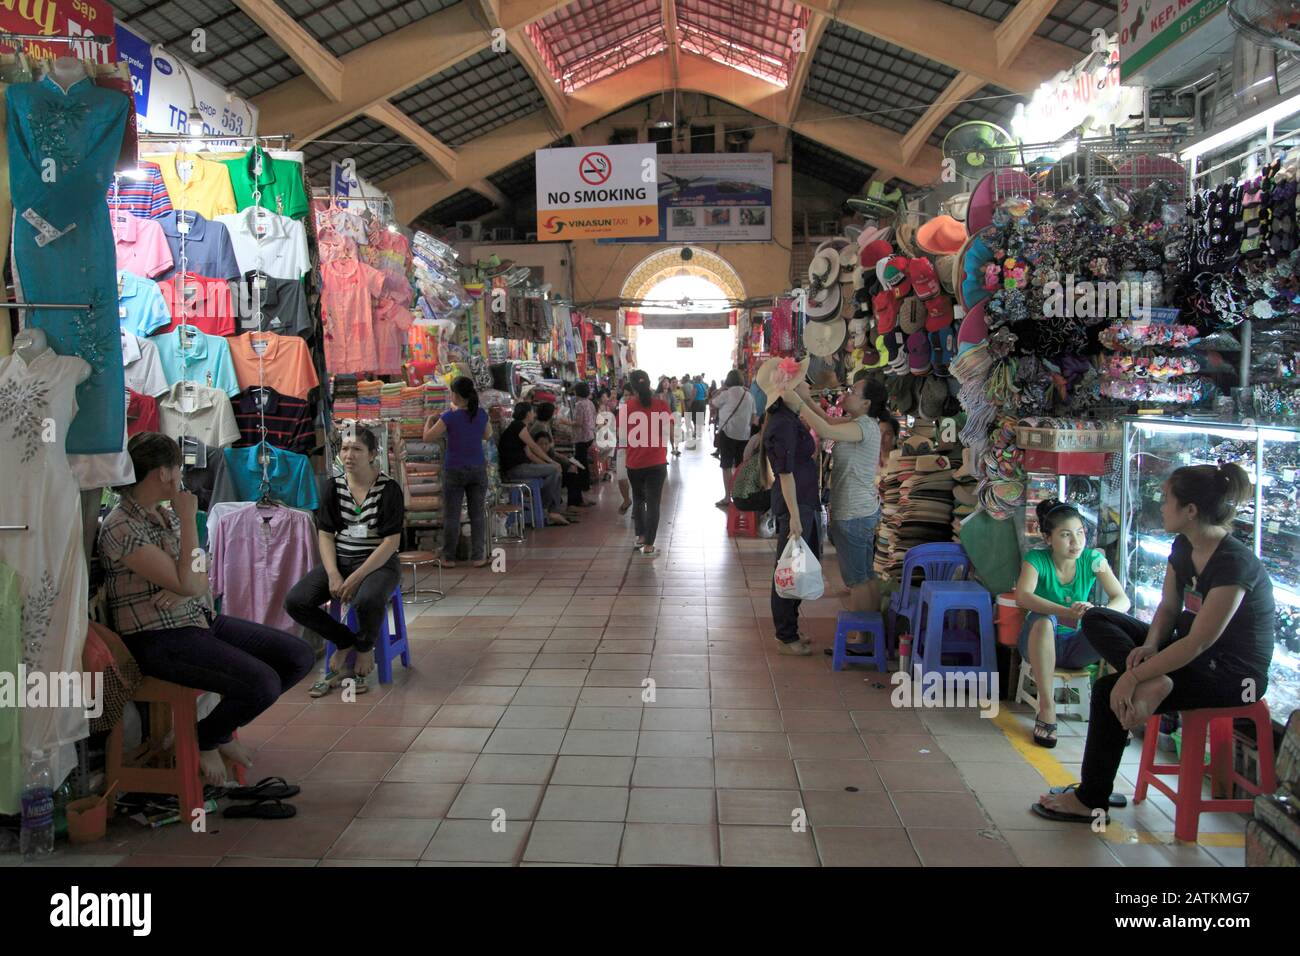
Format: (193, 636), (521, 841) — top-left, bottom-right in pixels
(730, 453), (771, 512)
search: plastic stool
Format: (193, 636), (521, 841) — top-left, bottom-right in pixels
(503, 479), (545, 527)
(398, 550), (443, 604)
(1134, 700), (1277, 842)
(887, 542), (970, 643)
(726, 504), (758, 537)
(913, 580), (995, 681)
(107, 678), (248, 821)
(1015, 661), (1092, 722)
(831, 611), (888, 672)
(327, 585), (411, 684)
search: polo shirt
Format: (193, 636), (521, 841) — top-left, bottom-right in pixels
(157, 381), (241, 448)
(126, 390), (159, 436)
(117, 271), (172, 337)
(158, 274), (236, 337)
(112, 211), (173, 278)
(120, 332), (170, 398)
(230, 273), (311, 336)
(178, 436), (227, 512)
(154, 326), (241, 396)
(213, 444), (319, 510)
(106, 160), (173, 219)
(156, 211), (242, 282)
(156, 151), (237, 220)
(220, 146), (309, 220)
(234, 386), (314, 454)
(228, 331), (319, 399)
(217, 207), (310, 280)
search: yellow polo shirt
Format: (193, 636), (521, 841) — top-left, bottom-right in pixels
(157, 151), (238, 220)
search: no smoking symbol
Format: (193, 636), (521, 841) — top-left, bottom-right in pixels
(579, 151), (611, 186)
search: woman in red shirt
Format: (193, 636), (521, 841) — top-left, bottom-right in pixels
(623, 369), (673, 554)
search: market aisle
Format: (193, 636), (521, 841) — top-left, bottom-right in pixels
(42, 433), (1241, 867)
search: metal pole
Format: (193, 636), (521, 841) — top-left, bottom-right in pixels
(1240, 320), (1252, 389)
(0, 301), (91, 311)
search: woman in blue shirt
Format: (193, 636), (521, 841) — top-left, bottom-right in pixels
(424, 376), (492, 567)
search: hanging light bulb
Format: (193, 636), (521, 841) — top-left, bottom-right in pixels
(187, 106), (204, 138)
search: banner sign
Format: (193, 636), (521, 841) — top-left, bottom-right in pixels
(115, 23), (258, 146)
(642, 313), (732, 330)
(676, 337), (694, 348)
(0, 0), (116, 62)
(1118, 0), (1228, 82)
(602, 152), (773, 244)
(1012, 35), (1142, 142)
(536, 143), (659, 240)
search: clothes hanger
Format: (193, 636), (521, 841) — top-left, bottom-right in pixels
(13, 327), (48, 363)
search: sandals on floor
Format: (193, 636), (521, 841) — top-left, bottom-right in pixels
(309, 668), (347, 698)
(224, 776), (300, 801)
(1050, 783), (1127, 809)
(1030, 801), (1107, 825)
(1033, 718), (1058, 749)
(223, 797), (297, 819)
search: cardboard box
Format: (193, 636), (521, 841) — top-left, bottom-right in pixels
(1022, 449), (1109, 475)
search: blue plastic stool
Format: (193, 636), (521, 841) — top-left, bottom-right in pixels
(831, 611), (888, 672)
(887, 542), (970, 642)
(913, 580), (995, 682)
(507, 478), (546, 527)
(327, 585), (411, 684)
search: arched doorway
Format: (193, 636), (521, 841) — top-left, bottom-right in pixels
(621, 248), (745, 386)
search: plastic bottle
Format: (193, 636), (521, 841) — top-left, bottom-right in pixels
(897, 634), (913, 677)
(20, 750), (55, 860)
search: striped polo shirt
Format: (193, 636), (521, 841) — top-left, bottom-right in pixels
(323, 471), (405, 562)
(106, 161), (174, 219)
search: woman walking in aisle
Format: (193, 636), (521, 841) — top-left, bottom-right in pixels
(711, 369), (755, 509)
(100, 433), (314, 786)
(625, 369), (673, 554)
(286, 425), (407, 695)
(572, 382), (598, 507)
(758, 356), (820, 655)
(423, 376), (492, 567)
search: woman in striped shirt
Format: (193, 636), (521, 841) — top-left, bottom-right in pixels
(285, 425), (405, 694)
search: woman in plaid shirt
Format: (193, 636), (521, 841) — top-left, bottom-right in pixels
(99, 433), (314, 787)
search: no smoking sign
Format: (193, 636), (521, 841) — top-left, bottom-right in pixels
(579, 151), (611, 185)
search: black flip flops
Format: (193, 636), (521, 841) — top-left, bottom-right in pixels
(224, 798), (296, 820)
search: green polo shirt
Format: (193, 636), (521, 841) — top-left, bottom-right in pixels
(221, 145), (309, 220)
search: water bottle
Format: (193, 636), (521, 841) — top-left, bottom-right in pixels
(897, 635), (913, 677)
(20, 749), (55, 860)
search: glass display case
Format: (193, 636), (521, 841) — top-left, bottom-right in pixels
(1119, 417), (1300, 725)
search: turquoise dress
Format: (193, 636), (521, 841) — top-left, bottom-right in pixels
(7, 75), (130, 453)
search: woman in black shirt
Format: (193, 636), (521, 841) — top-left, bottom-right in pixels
(285, 426), (405, 695)
(498, 402), (570, 526)
(1035, 463), (1275, 823)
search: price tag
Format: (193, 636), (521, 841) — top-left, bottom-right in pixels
(119, 306), (127, 319)
(256, 276), (268, 289)
(1284, 469), (1296, 483)
(183, 451), (198, 467)
(1268, 520), (1281, 535)
(177, 219), (190, 235)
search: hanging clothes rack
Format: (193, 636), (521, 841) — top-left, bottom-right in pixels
(0, 31), (114, 46)
(0, 301), (92, 311)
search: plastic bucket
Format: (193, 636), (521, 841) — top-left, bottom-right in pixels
(995, 593), (1024, 647)
(66, 794), (108, 844)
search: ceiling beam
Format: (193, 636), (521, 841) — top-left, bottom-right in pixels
(499, 0), (574, 31)
(232, 0), (345, 102)
(662, 0), (680, 88)
(793, 0), (1077, 93)
(509, 33), (569, 129)
(995, 0), (1062, 68)
(380, 50), (943, 223)
(363, 101), (457, 179)
(783, 11), (828, 125)
(251, 3), (492, 145)
(899, 71), (984, 164)
(469, 179), (510, 209)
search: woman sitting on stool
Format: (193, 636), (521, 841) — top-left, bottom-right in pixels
(285, 425), (405, 696)
(1015, 498), (1129, 748)
(498, 402), (571, 526)
(1034, 464), (1275, 823)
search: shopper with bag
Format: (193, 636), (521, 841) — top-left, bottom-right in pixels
(758, 355), (822, 655)
(711, 369), (755, 509)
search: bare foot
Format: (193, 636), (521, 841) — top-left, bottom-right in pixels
(218, 738), (254, 769)
(547, 512), (571, 526)
(1038, 788), (1089, 816)
(619, 501), (631, 514)
(199, 749), (227, 787)
(1120, 675), (1173, 731)
(328, 647), (350, 675)
(354, 649), (376, 678)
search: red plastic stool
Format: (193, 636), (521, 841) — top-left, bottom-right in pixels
(726, 504), (758, 537)
(107, 678), (248, 821)
(1133, 700), (1277, 842)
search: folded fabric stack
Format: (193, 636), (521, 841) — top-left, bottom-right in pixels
(332, 375), (359, 420)
(409, 495), (442, 512)
(407, 482), (441, 496)
(356, 379), (383, 420)
(403, 435), (443, 525)
(380, 382), (403, 421)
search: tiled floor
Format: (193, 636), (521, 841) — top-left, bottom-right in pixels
(15, 439), (1246, 867)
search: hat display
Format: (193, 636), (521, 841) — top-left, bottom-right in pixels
(838, 244), (860, 273)
(919, 375), (949, 418)
(907, 330), (932, 376)
(877, 255), (911, 291)
(923, 295), (954, 332)
(934, 254), (957, 294)
(755, 354), (811, 408)
(804, 318), (846, 357)
(957, 231), (996, 310)
(917, 214), (969, 256)
(859, 239), (893, 270)
(873, 289), (900, 333)
(804, 282), (842, 320)
(908, 258), (940, 299)
(856, 224), (891, 249)
(895, 218), (921, 258)
(942, 192), (971, 223)
(808, 248), (840, 287)
(967, 169), (1035, 234)
(957, 299), (989, 351)
(898, 297), (926, 335)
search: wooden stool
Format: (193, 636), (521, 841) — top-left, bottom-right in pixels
(398, 549), (444, 603)
(107, 678), (247, 821)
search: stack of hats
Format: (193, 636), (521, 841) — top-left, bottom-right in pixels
(975, 418), (1025, 521)
(874, 445), (913, 581)
(951, 446), (979, 535)
(893, 430), (959, 559)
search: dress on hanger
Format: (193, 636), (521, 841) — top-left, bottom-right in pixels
(6, 75), (130, 453)
(0, 350), (92, 799)
(0, 561), (20, 813)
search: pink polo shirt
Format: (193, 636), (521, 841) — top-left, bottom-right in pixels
(112, 210), (174, 278)
(321, 257), (386, 373)
(157, 274), (236, 337)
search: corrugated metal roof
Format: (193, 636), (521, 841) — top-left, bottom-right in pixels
(417, 189), (497, 229)
(805, 20), (958, 136)
(792, 134), (876, 195)
(301, 115), (423, 184)
(392, 49), (546, 147)
(929, 83), (1021, 149)
(276, 0), (460, 58)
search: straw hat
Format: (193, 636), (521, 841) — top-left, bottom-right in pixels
(804, 318), (846, 357)
(755, 355), (811, 409)
(895, 218), (921, 258)
(808, 248), (840, 287)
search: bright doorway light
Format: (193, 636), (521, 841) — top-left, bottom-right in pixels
(636, 273), (737, 386)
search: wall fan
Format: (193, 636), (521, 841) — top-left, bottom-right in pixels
(941, 121), (1016, 183)
(1228, 0), (1300, 53)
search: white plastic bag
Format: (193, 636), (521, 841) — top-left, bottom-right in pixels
(774, 535), (824, 600)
